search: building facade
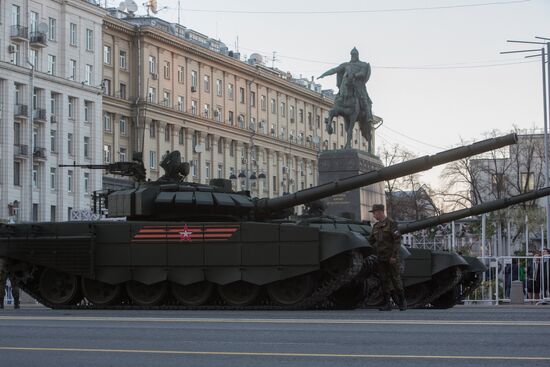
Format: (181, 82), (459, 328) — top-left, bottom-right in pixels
(0, 0), (104, 222)
(101, 13), (374, 208)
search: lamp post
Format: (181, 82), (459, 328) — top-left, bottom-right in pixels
(501, 37), (550, 251)
(27, 59), (34, 222)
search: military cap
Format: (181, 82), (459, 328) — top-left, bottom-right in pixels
(368, 204), (385, 212)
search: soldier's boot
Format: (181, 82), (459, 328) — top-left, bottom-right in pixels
(378, 294), (392, 311)
(397, 291), (407, 311)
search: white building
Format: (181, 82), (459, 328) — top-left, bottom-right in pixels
(0, 0), (105, 222)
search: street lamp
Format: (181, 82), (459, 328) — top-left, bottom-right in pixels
(501, 36), (550, 251)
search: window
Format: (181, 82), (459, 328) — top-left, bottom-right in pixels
(48, 17), (57, 41)
(270, 98), (276, 114)
(12, 5), (21, 26)
(70, 23), (77, 46)
(119, 50), (127, 69)
(238, 114), (245, 128)
(204, 75), (210, 92)
(280, 102), (286, 117)
(85, 64), (93, 85)
(103, 144), (112, 163)
(30, 11), (38, 32)
(103, 79), (111, 96)
(83, 136), (90, 158)
(316, 115), (321, 128)
(230, 141), (235, 157)
(29, 49), (37, 69)
(216, 79), (222, 96)
(33, 165), (39, 188)
(217, 138), (223, 154)
(148, 56), (156, 74)
(13, 162), (21, 186)
(239, 87), (245, 103)
(148, 86), (156, 103)
(86, 29), (93, 51)
(149, 151), (157, 169)
(69, 59), (76, 80)
(191, 100), (197, 115)
(103, 112), (112, 131)
(190, 160), (197, 177)
(50, 130), (56, 152)
(205, 135), (212, 151)
(250, 91), (256, 107)
(177, 96), (184, 111)
(261, 95), (266, 110)
(68, 97), (75, 119)
(50, 168), (56, 189)
(162, 91), (171, 107)
(9, 44), (20, 66)
(205, 162), (210, 179)
(83, 172), (90, 193)
(307, 112), (312, 128)
(14, 122), (21, 145)
(177, 66), (184, 83)
(520, 172), (535, 191)
(163, 61), (170, 79)
(228, 111), (234, 125)
(119, 116), (127, 135)
(191, 70), (197, 88)
(204, 104), (210, 118)
(178, 128), (185, 145)
(50, 206), (56, 221)
(217, 164), (223, 179)
(149, 121), (156, 138)
(84, 101), (91, 123)
(119, 83), (126, 99)
(215, 107), (222, 122)
(165, 124), (171, 142)
(103, 45), (111, 64)
(119, 147), (127, 162)
(289, 106), (295, 121)
(68, 133), (74, 155)
(47, 55), (56, 75)
(67, 170), (73, 192)
(227, 83), (234, 99)
(299, 109), (304, 123)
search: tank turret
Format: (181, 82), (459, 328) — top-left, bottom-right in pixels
(99, 133), (517, 220)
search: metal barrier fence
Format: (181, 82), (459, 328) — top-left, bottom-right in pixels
(464, 256), (550, 304)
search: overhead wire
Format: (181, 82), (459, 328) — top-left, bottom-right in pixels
(180, 0), (531, 15)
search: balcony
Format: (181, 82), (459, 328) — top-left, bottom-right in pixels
(14, 104), (28, 118)
(33, 147), (47, 160)
(33, 108), (47, 122)
(29, 32), (47, 48)
(14, 144), (29, 158)
(10, 25), (28, 41)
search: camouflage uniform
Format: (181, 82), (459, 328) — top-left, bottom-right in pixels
(0, 258), (20, 309)
(369, 217), (406, 311)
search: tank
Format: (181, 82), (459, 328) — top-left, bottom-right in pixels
(0, 134), (518, 309)
(316, 186), (550, 309)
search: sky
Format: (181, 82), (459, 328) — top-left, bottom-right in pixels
(120, 0), (549, 190)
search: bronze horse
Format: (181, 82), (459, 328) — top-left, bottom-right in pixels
(325, 72), (372, 151)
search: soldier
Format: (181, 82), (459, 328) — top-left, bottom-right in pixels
(368, 204), (406, 311)
(0, 257), (20, 309)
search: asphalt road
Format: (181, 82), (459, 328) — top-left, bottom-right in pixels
(0, 305), (549, 367)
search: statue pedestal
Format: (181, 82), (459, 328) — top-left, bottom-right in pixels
(318, 149), (385, 221)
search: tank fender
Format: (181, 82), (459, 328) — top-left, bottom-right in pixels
(431, 251), (469, 275)
(461, 255), (487, 273)
(319, 230), (371, 261)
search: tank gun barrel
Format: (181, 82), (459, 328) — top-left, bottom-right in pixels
(58, 161), (146, 182)
(255, 133), (518, 213)
(398, 186), (550, 235)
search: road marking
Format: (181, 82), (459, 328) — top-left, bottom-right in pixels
(0, 346), (549, 361)
(0, 316), (549, 327)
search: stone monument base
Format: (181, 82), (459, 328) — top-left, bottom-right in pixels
(318, 149), (385, 221)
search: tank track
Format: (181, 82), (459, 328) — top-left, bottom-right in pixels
(420, 267), (464, 307)
(17, 251), (364, 311)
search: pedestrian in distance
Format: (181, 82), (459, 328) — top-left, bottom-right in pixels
(368, 204), (406, 311)
(0, 257), (20, 309)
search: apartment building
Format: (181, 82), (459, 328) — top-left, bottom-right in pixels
(0, 0), (104, 222)
(102, 13), (373, 202)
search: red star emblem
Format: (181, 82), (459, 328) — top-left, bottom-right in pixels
(179, 224), (193, 241)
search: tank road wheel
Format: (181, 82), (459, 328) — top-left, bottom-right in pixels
(39, 269), (81, 306)
(364, 277), (384, 307)
(218, 281), (260, 306)
(267, 274), (315, 306)
(82, 278), (122, 306)
(405, 283), (429, 308)
(171, 281), (214, 306)
(126, 281), (168, 306)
